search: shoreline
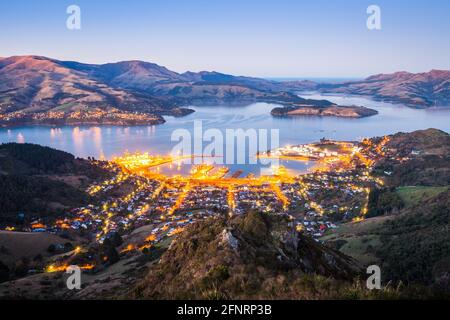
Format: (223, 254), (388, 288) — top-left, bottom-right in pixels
(0, 98), (380, 128)
(271, 104), (378, 119)
(0, 119), (165, 129)
(300, 91), (450, 109)
(0, 107), (195, 128)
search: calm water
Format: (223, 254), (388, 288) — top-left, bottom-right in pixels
(1, 94), (450, 176)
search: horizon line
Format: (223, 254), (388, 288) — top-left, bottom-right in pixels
(1, 53), (448, 80)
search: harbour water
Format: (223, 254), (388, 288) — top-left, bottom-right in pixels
(1, 94), (450, 176)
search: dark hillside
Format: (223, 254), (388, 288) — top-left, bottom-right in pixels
(0, 143), (111, 225)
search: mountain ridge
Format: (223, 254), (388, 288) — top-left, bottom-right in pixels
(1, 55), (448, 126)
(0, 55), (377, 125)
(313, 69), (450, 107)
(0, 55), (183, 126)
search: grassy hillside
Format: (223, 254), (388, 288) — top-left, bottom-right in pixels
(396, 186), (450, 207)
(0, 231), (75, 267)
(377, 189), (450, 285)
(324, 188), (450, 289)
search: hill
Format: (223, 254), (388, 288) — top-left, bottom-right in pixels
(0, 56), (189, 126)
(0, 55), (383, 125)
(0, 230), (76, 271)
(0, 143), (111, 225)
(373, 128), (450, 186)
(0, 211), (441, 299)
(323, 129), (450, 291)
(313, 70), (450, 108)
(130, 211), (362, 299)
(323, 188), (450, 289)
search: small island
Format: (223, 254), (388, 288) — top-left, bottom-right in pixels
(271, 105), (378, 118)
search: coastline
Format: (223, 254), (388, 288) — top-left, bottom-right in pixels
(271, 104), (378, 119)
(0, 107), (196, 128)
(0, 118), (166, 128)
(303, 90), (450, 109)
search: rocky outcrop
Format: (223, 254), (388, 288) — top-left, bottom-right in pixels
(130, 212), (361, 299)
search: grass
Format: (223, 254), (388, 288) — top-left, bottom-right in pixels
(321, 215), (391, 241)
(321, 216), (393, 268)
(338, 235), (381, 266)
(0, 231), (74, 267)
(396, 186), (449, 207)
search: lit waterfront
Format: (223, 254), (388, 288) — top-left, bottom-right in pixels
(2, 95), (450, 176)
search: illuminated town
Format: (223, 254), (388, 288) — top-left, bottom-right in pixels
(0, 108), (163, 126)
(3, 137), (390, 274)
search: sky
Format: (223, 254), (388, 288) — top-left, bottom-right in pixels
(1, 0), (449, 77)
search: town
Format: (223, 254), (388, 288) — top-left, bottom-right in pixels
(0, 108), (163, 127)
(1, 137), (390, 275)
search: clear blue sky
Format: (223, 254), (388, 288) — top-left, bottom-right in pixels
(1, 0), (449, 77)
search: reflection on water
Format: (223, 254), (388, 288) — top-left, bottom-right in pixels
(16, 133), (25, 144)
(1, 94), (450, 176)
(147, 158), (314, 177)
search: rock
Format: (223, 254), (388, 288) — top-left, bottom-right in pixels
(220, 229), (239, 251)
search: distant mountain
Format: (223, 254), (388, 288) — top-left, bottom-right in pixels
(1, 55), (364, 125)
(1, 55), (446, 126)
(306, 70), (450, 108)
(61, 60), (299, 103)
(0, 56), (190, 126)
(0, 56), (176, 113)
(61, 60), (186, 90)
